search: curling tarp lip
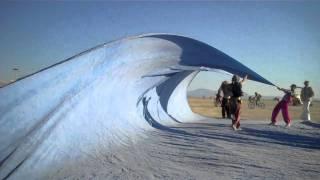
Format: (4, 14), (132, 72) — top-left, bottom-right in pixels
(0, 33), (274, 89)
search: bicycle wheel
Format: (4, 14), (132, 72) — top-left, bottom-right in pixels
(248, 102), (255, 109)
(259, 103), (266, 109)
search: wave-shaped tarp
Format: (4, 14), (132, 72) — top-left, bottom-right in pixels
(0, 33), (273, 179)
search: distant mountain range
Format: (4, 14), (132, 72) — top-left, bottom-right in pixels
(187, 89), (217, 98)
(0, 81), (7, 88)
(188, 88), (254, 99)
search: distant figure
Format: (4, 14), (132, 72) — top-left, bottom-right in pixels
(248, 96), (254, 103)
(230, 74), (247, 130)
(254, 92), (262, 105)
(274, 97), (280, 102)
(217, 81), (232, 118)
(270, 84), (297, 127)
(300, 81), (314, 121)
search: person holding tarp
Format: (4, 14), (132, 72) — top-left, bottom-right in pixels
(270, 84), (297, 127)
(230, 74), (247, 130)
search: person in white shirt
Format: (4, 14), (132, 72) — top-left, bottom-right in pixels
(300, 81), (314, 121)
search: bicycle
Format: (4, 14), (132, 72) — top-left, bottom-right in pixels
(248, 99), (265, 109)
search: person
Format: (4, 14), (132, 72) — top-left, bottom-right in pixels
(270, 84), (297, 127)
(217, 81), (232, 118)
(230, 74), (248, 130)
(254, 92), (262, 106)
(300, 81), (314, 121)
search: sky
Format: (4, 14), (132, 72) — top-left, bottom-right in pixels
(0, 1), (319, 98)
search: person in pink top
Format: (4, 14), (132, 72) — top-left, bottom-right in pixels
(270, 84), (297, 127)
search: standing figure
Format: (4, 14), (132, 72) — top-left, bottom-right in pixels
(217, 81), (232, 118)
(230, 75), (247, 130)
(270, 84), (297, 127)
(300, 81), (314, 121)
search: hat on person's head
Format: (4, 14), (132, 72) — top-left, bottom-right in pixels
(291, 84), (297, 89)
(304, 81), (309, 85)
(232, 75), (240, 82)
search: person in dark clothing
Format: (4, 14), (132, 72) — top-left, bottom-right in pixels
(217, 81), (232, 118)
(230, 74), (248, 130)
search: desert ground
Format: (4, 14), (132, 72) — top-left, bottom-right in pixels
(81, 98), (320, 179)
(82, 98), (320, 180)
(188, 97), (320, 123)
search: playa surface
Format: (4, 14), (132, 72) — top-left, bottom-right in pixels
(52, 98), (320, 179)
(65, 118), (320, 180)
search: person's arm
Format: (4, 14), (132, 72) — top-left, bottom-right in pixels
(310, 87), (315, 97)
(276, 86), (291, 94)
(217, 86), (222, 98)
(240, 75), (248, 84)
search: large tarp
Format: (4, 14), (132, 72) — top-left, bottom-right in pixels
(0, 34), (273, 179)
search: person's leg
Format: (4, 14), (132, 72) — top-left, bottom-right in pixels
(226, 102), (231, 119)
(271, 101), (282, 123)
(222, 107), (226, 118)
(233, 100), (241, 129)
(221, 98), (226, 118)
(281, 101), (291, 125)
(301, 101), (308, 120)
(235, 103), (241, 129)
(230, 98), (237, 128)
(306, 101), (311, 120)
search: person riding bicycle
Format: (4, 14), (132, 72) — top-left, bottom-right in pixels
(254, 92), (262, 106)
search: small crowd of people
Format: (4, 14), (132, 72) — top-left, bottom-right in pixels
(217, 75), (315, 131)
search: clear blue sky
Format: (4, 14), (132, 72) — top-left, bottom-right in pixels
(0, 1), (319, 98)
